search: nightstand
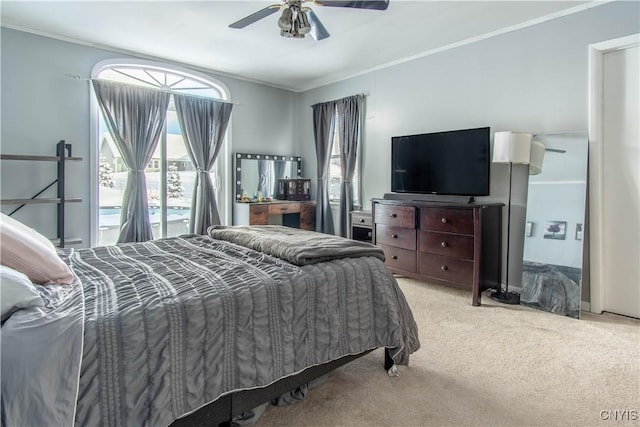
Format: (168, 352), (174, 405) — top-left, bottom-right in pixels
(350, 210), (372, 243)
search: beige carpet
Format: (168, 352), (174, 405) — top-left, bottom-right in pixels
(257, 277), (640, 427)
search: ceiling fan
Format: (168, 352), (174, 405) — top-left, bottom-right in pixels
(229, 0), (390, 41)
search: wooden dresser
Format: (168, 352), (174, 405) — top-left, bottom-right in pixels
(233, 200), (316, 231)
(372, 199), (503, 306)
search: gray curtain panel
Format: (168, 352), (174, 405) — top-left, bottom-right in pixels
(273, 160), (287, 197)
(92, 79), (170, 243)
(257, 159), (269, 196)
(312, 101), (336, 234)
(336, 95), (364, 238)
(173, 94), (233, 234)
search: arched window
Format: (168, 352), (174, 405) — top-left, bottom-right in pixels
(92, 60), (231, 246)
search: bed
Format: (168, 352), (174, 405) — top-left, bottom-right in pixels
(1, 224), (420, 427)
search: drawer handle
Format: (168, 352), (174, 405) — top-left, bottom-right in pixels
(391, 213), (397, 218)
(392, 255), (398, 260)
(392, 234), (398, 239)
(359, 219), (365, 223)
(280, 207), (289, 212)
(441, 241), (447, 248)
(441, 218), (447, 224)
(441, 265), (448, 271)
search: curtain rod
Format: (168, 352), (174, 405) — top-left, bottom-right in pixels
(64, 74), (239, 106)
(310, 92), (369, 108)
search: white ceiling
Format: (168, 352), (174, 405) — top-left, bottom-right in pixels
(1, 1), (598, 92)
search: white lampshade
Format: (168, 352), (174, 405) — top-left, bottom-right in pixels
(492, 131), (533, 164)
(528, 140), (545, 175)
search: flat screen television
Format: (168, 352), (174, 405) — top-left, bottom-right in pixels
(391, 127), (490, 196)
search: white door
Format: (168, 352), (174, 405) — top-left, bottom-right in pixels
(601, 44), (640, 318)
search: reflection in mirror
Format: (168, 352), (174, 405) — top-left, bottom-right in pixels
(520, 131), (588, 319)
(234, 153), (302, 200)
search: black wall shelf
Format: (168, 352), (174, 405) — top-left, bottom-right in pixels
(1, 140), (83, 248)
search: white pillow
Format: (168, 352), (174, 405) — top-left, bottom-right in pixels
(0, 213), (56, 253)
(0, 216), (74, 285)
(1, 265), (44, 322)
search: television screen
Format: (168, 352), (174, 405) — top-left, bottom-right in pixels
(391, 127), (490, 196)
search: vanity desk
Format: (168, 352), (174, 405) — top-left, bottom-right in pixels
(233, 201), (316, 231)
(232, 152), (316, 230)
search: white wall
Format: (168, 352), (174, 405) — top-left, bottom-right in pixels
(0, 28), (298, 247)
(294, 1), (640, 293)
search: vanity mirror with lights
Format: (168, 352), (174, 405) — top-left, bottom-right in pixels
(232, 152), (316, 230)
(520, 131), (588, 319)
(234, 153), (302, 200)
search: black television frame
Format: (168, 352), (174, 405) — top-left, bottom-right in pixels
(390, 127), (490, 197)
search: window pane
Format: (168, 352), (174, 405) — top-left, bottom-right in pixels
(96, 109), (194, 243)
(145, 169), (162, 240)
(331, 140), (340, 156)
(166, 110), (194, 238)
(329, 110), (342, 201)
(352, 167), (360, 206)
(97, 130), (164, 243)
(99, 68), (158, 88)
(144, 69), (166, 87)
(327, 110), (360, 205)
(329, 156), (341, 201)
(98, 116), (124, 246)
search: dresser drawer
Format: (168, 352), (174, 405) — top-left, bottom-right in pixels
(268, 202), (300, 215)
(420, 208), (473, 234)
(376, 224), (416, 250)
(379, 244), (416, 273)
(418, 253), (473, 285)
(374, 204), (416, 228)
(351, 211), (372, 227)
(249, 205), (268, 224)
(419, 231), (474, 260)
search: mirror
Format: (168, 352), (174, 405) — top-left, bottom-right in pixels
(520, 130), (588, 319)
(234, 153), (302, 201)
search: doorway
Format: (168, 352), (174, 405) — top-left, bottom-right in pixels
(588, 34), (640, 318)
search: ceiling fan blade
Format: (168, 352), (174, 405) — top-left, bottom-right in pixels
(229, 6), (280, 29)
(307, 10), (330, 41)
(314, 0), (389, 11)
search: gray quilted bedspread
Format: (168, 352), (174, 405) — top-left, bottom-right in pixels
(64, 235), (419, 426)
(207, 225), (385, 265)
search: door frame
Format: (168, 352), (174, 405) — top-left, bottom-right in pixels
(587, 33), (640, 314)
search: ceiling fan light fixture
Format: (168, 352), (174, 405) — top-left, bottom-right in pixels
(277, 7), (293, 30)
(296, 10), (311, 34)
(230, 0), (390, 41)
(290, 18), (302, 38)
